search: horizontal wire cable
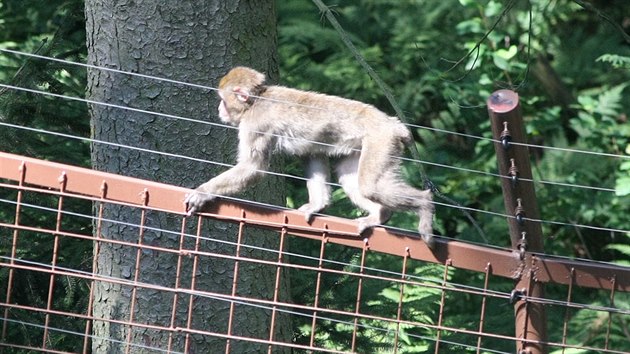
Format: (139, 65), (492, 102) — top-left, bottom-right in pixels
(0, 196), (509, 294)
(0, 47), (218, 93)
(0, 54), (625, 232)
(509, 140), (630, 159)
(524, 216), (629, 234)
(0, 79), (619, 196)
(0, 256), (516, 354)
(1, 188), (627, 350)
(5, 189), (629, 315)
(0, 317), (182, 354)
(0, 213), (630, 347)
(398, 155), (616, 193)
(2, 192), (628, 304)
(1, 123), (627, 236)
(523, 292), (630, 316)
(407, 121), (630, 160)
(1, 47), (628, 162)
(0, 50), (622, 194)
(2, 118), (628, 235)
(5, 230), (629, 350)
(0, 113), (511, 227)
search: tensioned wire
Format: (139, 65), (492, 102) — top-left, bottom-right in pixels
(0, 257), (516, 354)
(0, 50), (626, 235)
(1, 201), (627, 352)
(2, 196), (628, 349)
(1, 47), (628, 161)
(0, 79), (618, 194)
(1, 119), (628, 236)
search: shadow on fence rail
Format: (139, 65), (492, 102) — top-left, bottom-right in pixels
(0, 151), (628, 353)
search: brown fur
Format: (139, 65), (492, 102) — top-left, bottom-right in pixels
(185, 67), (435, 248)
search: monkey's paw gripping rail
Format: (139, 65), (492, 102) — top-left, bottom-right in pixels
(0, 151), (628, 353)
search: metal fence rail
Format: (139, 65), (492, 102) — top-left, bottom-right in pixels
(1, 151), (629, 353)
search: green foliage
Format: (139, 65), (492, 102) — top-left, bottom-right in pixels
(617, 160), (630, 197)
(597, 54), (630, 69)
(290, 247), (446, 352)
(564, 294), (630, 352)
(281, 0), (630, 351)
(0, 0), (91, 350)
(280, 0), (629, 252)
(605, 232), (630, 266)
(0, 0), (89, 165)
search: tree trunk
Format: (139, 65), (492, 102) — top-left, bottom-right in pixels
(85, 1), (288, 352)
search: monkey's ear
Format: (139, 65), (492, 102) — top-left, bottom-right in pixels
(233, 87), (250, 102)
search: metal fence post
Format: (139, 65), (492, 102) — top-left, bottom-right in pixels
(487, 89), (547, 354)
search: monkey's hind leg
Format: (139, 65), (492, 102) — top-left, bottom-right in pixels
(356, 134), (436, 249)
(336, 155), (392, 234)
(298, 158), (332, 222)
(380, 177), (435, 249)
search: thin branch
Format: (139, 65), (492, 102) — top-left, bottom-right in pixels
(572, 0), (630, 44)
(0, 38), (48, 97)
(441, 0), (517, 82)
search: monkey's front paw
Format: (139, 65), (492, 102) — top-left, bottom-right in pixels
(356, 215), (380, 235)
(184, 191), (216, 216)
(297, 203), (324, 223)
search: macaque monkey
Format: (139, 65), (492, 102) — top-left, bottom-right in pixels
(185, 67), (435, 248)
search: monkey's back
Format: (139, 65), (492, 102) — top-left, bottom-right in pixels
(249, 86), (408, 156)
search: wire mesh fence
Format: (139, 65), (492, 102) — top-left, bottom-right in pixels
(1, 151), (629, 353)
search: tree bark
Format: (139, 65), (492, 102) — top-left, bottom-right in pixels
(531, 53), (578, 142)
(85, 1), (288, 352)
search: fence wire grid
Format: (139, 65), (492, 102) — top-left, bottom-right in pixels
(0, 152), (629, 354)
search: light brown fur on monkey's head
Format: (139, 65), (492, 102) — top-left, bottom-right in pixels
(219, 66), (266, 90)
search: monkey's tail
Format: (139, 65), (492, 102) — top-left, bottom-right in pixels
(407, 140), (489, 244)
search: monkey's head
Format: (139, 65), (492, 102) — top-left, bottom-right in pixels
(217, 66), (266, 124)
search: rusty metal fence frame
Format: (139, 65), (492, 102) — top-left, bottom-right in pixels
(1, 151), (629, 353)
